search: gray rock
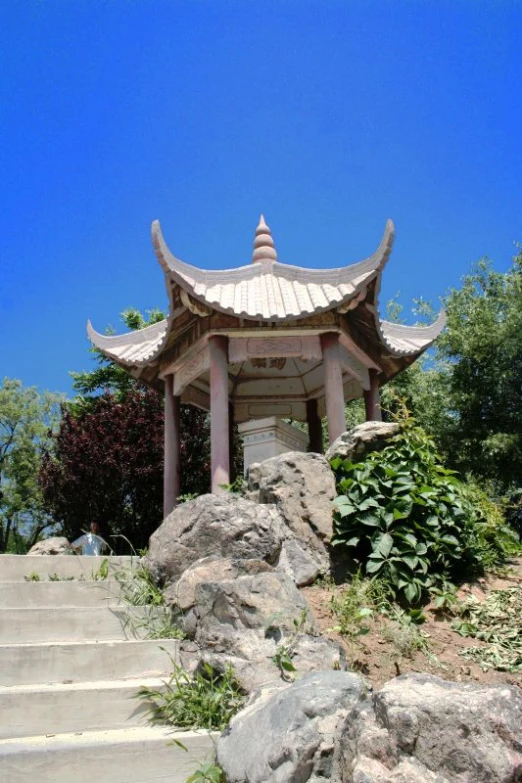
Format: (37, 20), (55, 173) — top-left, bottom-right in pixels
(325, 422), (399, 463)
(217, 670), (522, 782)
(27, 536), (75, 555)
(201, 632), (346, 695)
(189, 563), (316, 646)
(370, 674), (522, 783)
(277, 538), (322, 587)
(217, 671), (369, 783)
(351, 756), (448, 783)
(145, 494), (286, 587)
(164, 555), (238, 610)
(246, 451), (336, 571)
(168, 558), (345, 692)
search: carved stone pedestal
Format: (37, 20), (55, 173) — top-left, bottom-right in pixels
(238, 417), (309, 474)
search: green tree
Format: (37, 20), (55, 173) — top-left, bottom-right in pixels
(437, 249), (522, 488)
(0, 378), (62, 552)
(41, 308), (240, 550)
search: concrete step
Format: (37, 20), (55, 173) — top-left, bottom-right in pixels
(0, 726), (217, 783)
(0, 605), (164, 644)
(0, 677), (167, 739)
(0, 579), (122, 608)
(0, 555), (134, 582)
(0, 638), (181, 686)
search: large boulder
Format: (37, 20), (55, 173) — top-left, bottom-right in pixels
(217, 672), (522, 782)
(145, 494), (286, 588)
(326, 421), (399, 463)
(168, 556), (345, 692)
(246, 451), (336, 572)
(217, 671), (369, 783)
(27, 536), (75, 555)
(361, 674), (522, 783)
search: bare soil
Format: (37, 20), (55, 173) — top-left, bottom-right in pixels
(302, 558), (522, 690)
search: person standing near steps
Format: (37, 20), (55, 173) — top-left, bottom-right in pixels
(72, 521), (107, 556)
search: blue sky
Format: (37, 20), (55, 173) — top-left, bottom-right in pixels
(1, 1), (521, 395)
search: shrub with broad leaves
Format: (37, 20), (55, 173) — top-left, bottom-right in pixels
(331, 420), (517, 605)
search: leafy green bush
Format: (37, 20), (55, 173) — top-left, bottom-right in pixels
(331, 420), (516, 604)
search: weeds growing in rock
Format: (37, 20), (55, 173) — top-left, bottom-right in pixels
(268, 608), (309, 680)
(328, 572), (378, 648)
(186, 761), (226, 783)
(112, 560), (184, 640)
(137, 653), (244, 731)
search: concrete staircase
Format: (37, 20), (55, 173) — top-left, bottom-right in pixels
(0, 555), (215, 783)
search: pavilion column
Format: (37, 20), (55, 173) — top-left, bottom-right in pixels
(163, 374), (181, 517)
(209, 335), (230, 493)
(229, 402), (236, 483)
(306, 399), (323, 453)
(364, 369), (382, 422)
(320, 333), (346, 445)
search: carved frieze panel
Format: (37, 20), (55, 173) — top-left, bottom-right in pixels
(172, 345), (210, 396)
(228, 335), (322, 363)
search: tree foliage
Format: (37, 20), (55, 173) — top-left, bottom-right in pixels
(0, 378), (62, 552)
(437, 250), (522, 487)
(40, 308), (218, 551)
(378, 249), (522, 494)
(40, 389), (211, 551)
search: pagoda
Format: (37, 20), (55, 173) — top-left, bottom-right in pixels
(88, 216), (445, 514)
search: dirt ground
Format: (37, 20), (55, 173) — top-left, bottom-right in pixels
(302, 558), (522, 690)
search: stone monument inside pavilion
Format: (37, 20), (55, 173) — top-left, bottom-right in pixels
(88, 215), (445, 515)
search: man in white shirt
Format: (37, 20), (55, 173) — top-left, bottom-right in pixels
(72, 521), (107, 556)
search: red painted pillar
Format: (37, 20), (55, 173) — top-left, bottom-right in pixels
(320, 333), (346, 445)
(164, 374), (181, 516)
(364, 369), (382, 421)
(209, 335), (230, 493)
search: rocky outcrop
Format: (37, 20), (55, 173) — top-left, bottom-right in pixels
(167, 556), (345, 692)
(145, 494), (286, 588)
(217, 672), (522, 783)
(326, 422), (399, 463)
(246, 451), (336, 575)
(27, 537), (75, 555)
(365, 674), (522, 783)
(147, 487), (330, 590)
(218, 671), (367, 783)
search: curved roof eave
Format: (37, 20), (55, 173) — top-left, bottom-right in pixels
(86, 318), (169, 367)
(150, 218), (395, 322)
(378, 309), (447, 357)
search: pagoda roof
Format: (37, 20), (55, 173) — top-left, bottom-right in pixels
(87, 215), (446, 376)
(151, 218), (395, 322)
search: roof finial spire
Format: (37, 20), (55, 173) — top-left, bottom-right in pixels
(252, 214), (278, 263)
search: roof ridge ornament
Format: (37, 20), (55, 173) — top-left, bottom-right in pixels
(252, 214), (278, 263)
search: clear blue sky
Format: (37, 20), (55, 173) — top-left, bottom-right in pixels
(1, 1), (521, 395)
